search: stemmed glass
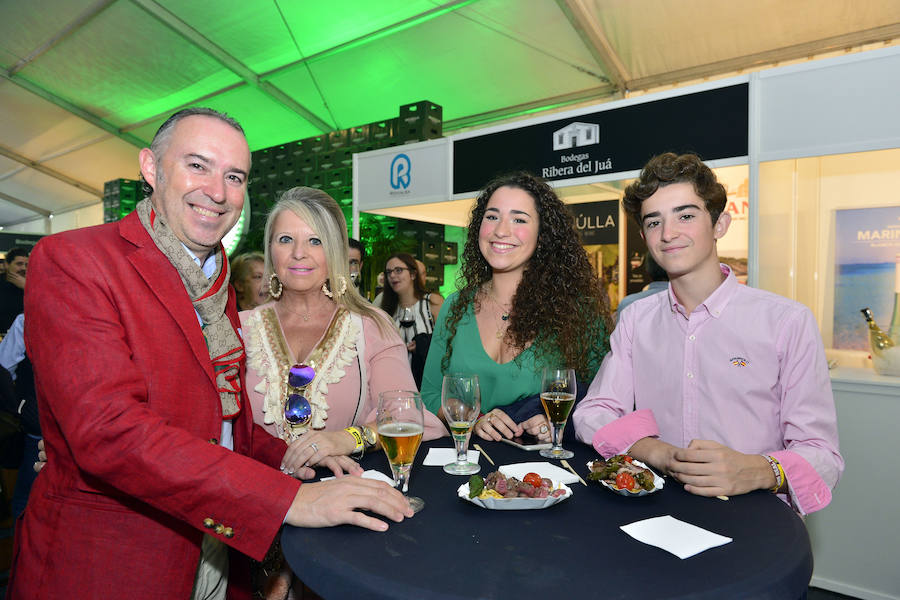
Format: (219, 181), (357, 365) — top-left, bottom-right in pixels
(440, 374), (481, 475)
(398, 306), (416, 329)
(377, 390), (426, 513)
(539, 367), (577, 460)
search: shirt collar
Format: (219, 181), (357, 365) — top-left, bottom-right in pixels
(666, 263), (738, 319)
(180, 242), (218, 280)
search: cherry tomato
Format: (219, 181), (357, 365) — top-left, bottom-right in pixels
(523, 472), (543, 488)
(615, 472), (636, 490)
(623, 455), (634, 463)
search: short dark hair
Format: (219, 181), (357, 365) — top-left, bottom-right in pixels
(5, 247), (29, 264)
(348, 238), (365, 260)
(141, 107), (246, 197)
(622, 153), (727, 226)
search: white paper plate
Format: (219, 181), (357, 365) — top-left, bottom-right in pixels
(458, 481), (572, 510)
(588, 459), (665, 497)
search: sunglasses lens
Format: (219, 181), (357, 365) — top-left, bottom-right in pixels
(288, 364), (315, 388)
(284, 393), (312, 425)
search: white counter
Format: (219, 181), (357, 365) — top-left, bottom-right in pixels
(807, 367), (900, 599)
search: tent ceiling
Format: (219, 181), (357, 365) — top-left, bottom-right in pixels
(2, 0), (899, 228)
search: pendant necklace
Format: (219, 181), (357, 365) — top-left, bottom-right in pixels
(484, 284), (512, 339)
(278, 302), (312, 322)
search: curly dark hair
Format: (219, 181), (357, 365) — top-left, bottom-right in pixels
(440, 172), (612, 381)
(378, 252), (427, 317)
(622, 153), (727, 226)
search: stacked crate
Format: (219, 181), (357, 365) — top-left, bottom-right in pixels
(244, 101), (446, 263)
(102, 179), (141, 223)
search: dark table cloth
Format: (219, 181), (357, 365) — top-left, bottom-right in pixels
(282, 437), (811, 600)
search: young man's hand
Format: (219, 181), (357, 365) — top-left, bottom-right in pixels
(669, 439), (776, 497)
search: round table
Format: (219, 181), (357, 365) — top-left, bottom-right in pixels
(282, 438), (811, 599)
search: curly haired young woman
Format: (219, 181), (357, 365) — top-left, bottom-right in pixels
(420, 172), (613, 442)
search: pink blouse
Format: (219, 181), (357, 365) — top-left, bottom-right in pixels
(240, 303), (446, 441)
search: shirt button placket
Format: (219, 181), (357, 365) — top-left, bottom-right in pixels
(683, 326), (698, 445)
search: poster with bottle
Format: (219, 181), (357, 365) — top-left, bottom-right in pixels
(833, 206), (900, 350)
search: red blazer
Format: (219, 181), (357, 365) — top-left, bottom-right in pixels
(8, 212), (301, 599)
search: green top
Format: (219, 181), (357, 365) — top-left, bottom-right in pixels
(421, 292), (553, 416)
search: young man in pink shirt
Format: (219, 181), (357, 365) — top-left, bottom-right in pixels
(572, 153), (842, 514)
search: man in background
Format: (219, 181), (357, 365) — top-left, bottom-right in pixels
(348, 237), (365, 297)
(8, 107), (411, 600)
(0, 247), (28, 332)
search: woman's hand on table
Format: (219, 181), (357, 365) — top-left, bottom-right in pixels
(520, 414), (552, 442)
(286, 477), (413, 531)
(473, 409), (522, 441)
(282, 431), (364, 478)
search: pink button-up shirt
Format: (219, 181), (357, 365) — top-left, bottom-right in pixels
(573, 266), (843, 514)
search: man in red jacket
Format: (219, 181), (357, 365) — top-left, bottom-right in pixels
(8, 108), (412, 599)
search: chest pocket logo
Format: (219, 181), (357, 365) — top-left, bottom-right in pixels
(730, 356), (749, 367)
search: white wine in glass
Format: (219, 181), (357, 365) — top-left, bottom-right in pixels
(539, 367), (576, 460)
(440, 373), (481, 475)
(377, 390), (426, 513)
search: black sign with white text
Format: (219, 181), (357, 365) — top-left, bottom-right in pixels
(568, 200), (618, 245)
(453, 84), (748, 194)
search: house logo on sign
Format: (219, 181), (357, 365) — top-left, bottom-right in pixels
(390, 154), (411, 190)
(552, 122), (600, 151)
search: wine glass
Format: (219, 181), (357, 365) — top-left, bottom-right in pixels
(440, 374), (481, 475)
(377, 390), (426, 513)
(539, 367), (577, 460)
(398, 306), (415, 329)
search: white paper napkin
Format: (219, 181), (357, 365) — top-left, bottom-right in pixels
(619, 515), (732, 559)
(320, 469), (395, 485)
(499, 462), (580, 485)
(423, 447), (480, 466)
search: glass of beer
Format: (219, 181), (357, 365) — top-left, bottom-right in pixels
(440, 373), (481, 475)
(377, 390), (426, 513)
(539, 367), (577, 460)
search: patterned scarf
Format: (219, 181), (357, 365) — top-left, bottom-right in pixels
(136, 199), (243, 417)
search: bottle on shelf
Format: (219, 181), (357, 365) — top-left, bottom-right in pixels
(861, 308), (895, 355)
(861, 307), (900, 376)
(887, 253), (900, 344)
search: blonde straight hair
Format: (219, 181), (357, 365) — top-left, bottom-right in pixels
(263, 187), (395, 337)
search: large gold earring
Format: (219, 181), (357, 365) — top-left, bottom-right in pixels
(335, 275), (348, 297)
(269, 273), (283, 300)
(321, 281), (333, 298)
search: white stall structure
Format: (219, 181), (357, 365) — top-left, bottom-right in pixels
(354, 45), (900, 600)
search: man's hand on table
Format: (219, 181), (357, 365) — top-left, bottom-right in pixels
(630, 437), (776, 497)
(285, 477), (414, 531)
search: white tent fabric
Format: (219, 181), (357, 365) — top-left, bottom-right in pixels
(1, 0), (899, 230)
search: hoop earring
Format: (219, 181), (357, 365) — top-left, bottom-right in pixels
(335, 275), (348, 298)
(321, 281), (333, 299)
(269, 273), (283, 300)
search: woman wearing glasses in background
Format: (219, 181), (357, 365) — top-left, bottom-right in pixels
(378, 252), (444, 387)
(240, 188), (446, 599)
(421, 172), (613, 443)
